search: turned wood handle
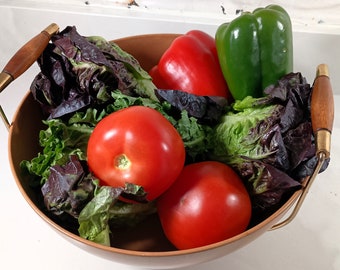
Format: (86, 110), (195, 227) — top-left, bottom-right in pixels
(1, 23), (59, 82)
(311, 64), (334, 158)
(311, 64), (334, 133)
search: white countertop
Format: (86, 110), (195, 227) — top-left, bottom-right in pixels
(0, 4), (339, 270)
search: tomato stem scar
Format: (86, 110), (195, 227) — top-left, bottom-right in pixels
(114, 154), (131, 170)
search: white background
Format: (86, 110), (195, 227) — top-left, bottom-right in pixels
(0, 2), (339, 270)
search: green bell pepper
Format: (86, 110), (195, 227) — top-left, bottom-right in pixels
(215, 5), (293, 100)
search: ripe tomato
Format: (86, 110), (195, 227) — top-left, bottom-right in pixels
(87, 106), (186, 201)
(157, 161), (252, 249)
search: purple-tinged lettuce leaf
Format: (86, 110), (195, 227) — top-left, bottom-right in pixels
(283, 122), (313, 169)
(30, 26), (157, 119)
(20, 116), (94, 185)
(212, 102), (289, 169)
(155, 89), (228, 124)
(87, 36), (158, 101)
(211, 72), (329, 211)
(40, 155), (156, 247)
(41, 155), (95, 217)
(239, 159), (301, 211)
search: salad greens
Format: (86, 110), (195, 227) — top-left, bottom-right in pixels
(21, 26), (328, 247)
(21, 116), (94, 185)
(30, 26), (158, 120)
(78, 183), (155, 246)
(211, 72), (329, 210)
(21, 89), (214, 244)
(41, 155), (95, 217)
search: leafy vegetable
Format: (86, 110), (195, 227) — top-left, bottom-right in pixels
(155, 89), (228, 124)
(78, 186), (122, 246)
(88, 36), (158, 101)
(107, 91), (214, 161)
(41, 155), (95, 217)
(21, 90), (213, 187)
(20, 116), (94, 185)
(212, 101), (286, 167)
(78, 184), (156, 246)
(30, 26), (158, 119)
(39, 154), (156, 246)
(21, 88), (215, 247)
(211, 72), (328, 211)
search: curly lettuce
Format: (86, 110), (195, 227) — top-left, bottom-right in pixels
(211, 72), (329, 211)
(30, 26), (158, 119)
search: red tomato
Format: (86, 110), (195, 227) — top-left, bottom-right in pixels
(157, 161), (252, 249)
(87, 106), (186, 201)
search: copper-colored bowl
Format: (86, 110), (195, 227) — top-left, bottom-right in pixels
(6, 34), (322, 269)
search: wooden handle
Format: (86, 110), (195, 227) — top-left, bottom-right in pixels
(0, 23), (59, 89)
(311, 64), (334, 133)
(311, 64), (334, 158)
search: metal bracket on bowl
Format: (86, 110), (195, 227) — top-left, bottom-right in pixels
(270, 152), (327, 230)
(271, 64), (334, 230)
(0, 23), (59, 130)
(0, 104), (10, 130)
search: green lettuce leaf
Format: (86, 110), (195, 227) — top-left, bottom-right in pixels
(210, 73), (324, 211)
(78, 186), (122, 246)
(212, 101), (284, 166)
(78, 184), (156, 246)
(20, 118), (94, 185)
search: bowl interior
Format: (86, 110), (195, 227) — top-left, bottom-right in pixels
(8, 33), (302, 257)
